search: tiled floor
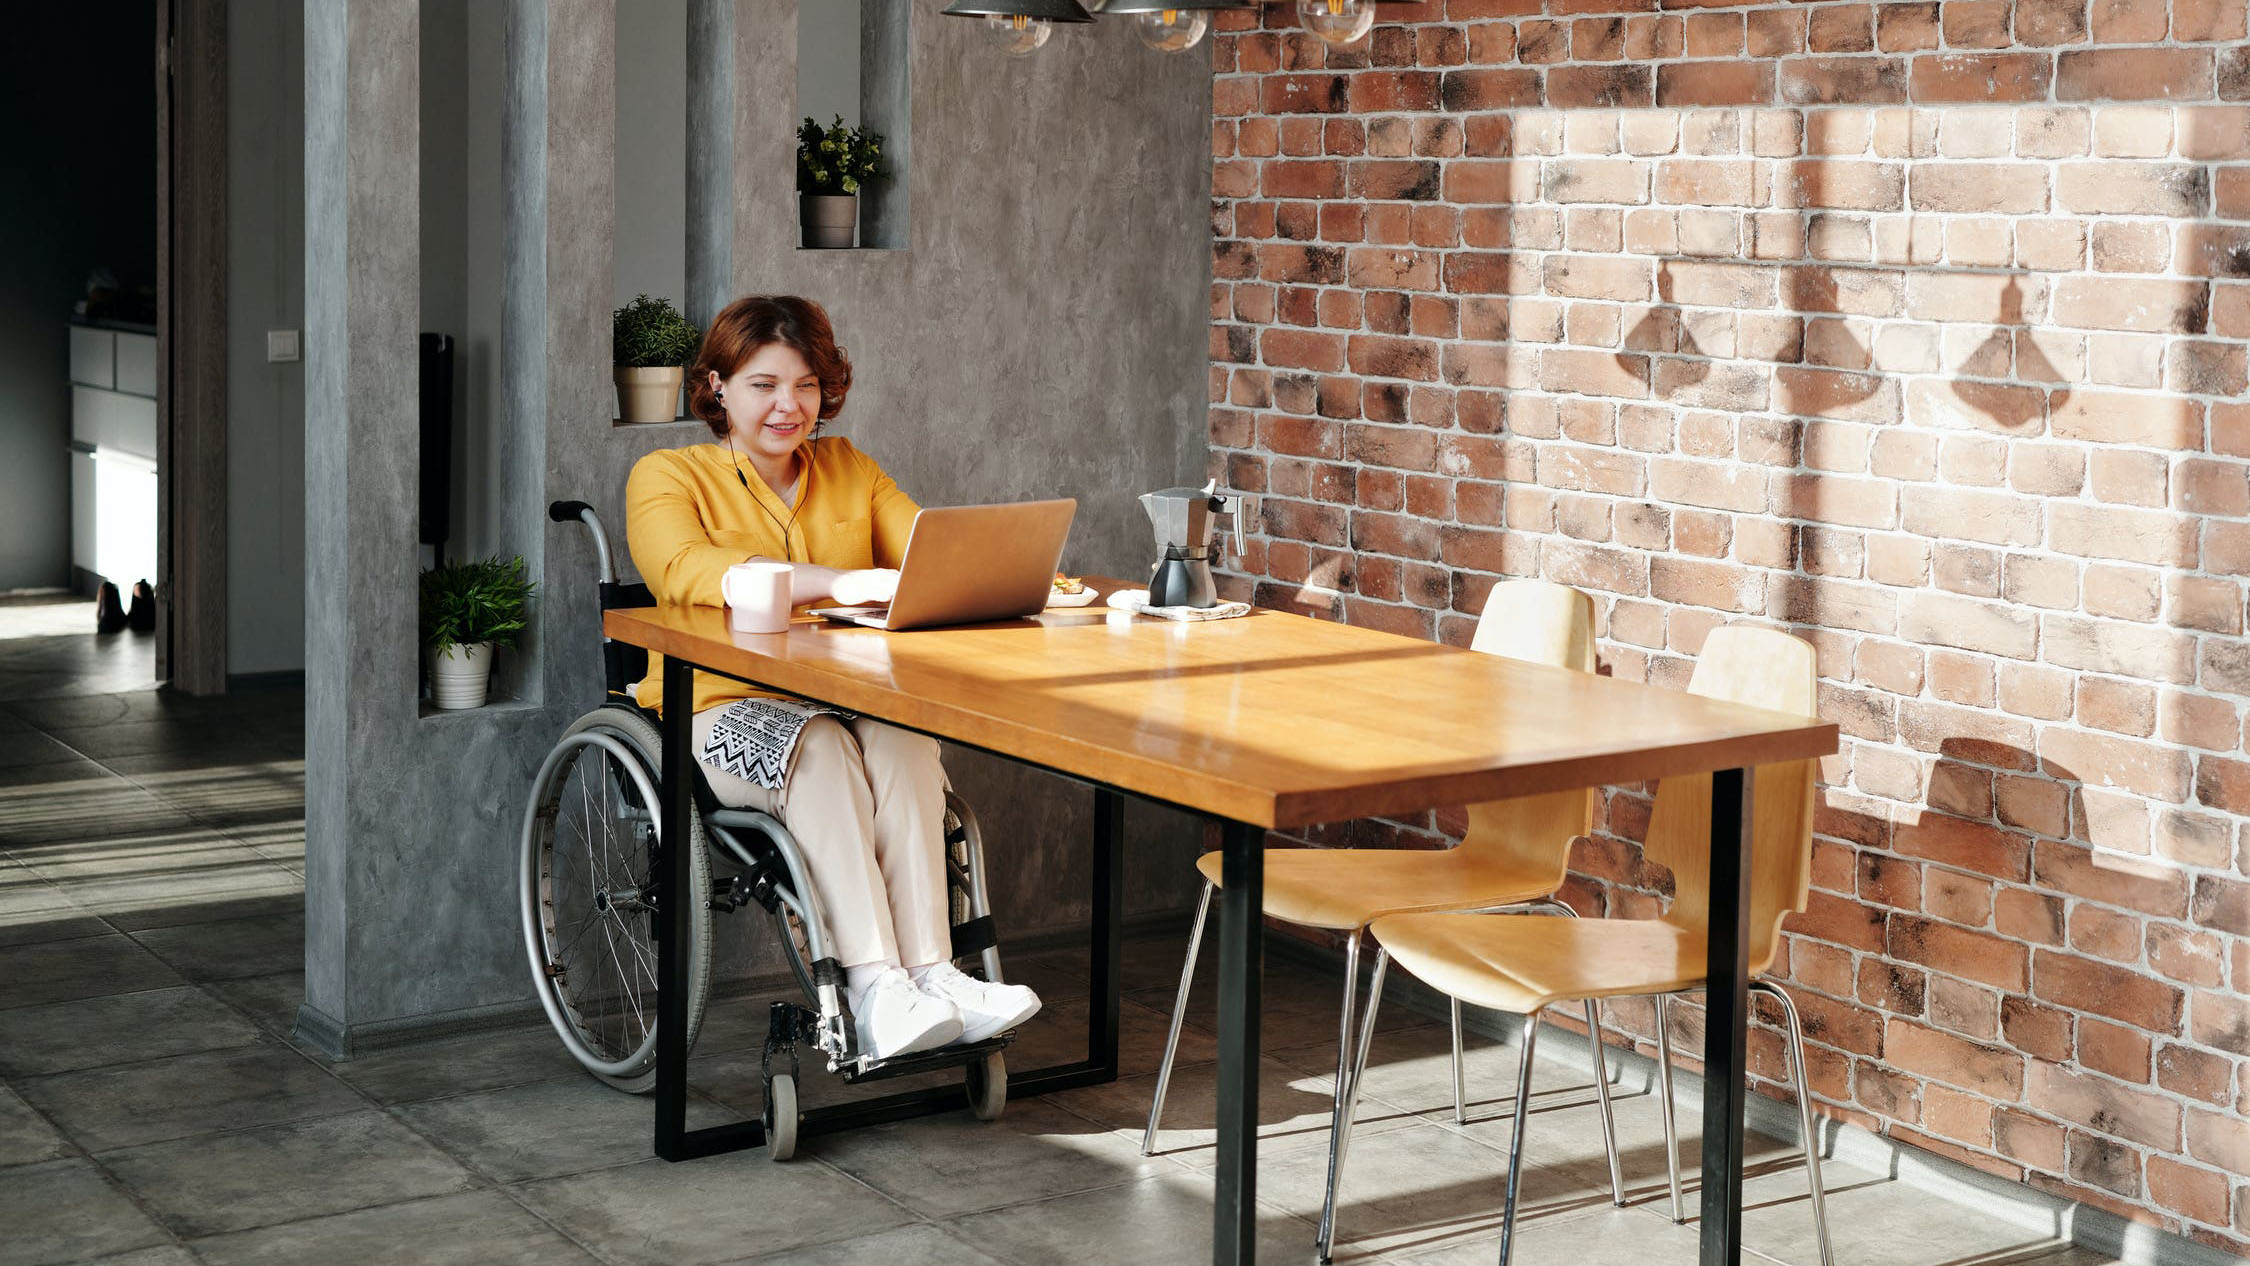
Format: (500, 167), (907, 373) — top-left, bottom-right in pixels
(0, 673), (2115, 1266)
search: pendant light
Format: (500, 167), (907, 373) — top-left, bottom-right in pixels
(940, 0), (1095, 57)
(1096, 0), (1257, 54)
(1297, 0), (1375, 45)
(946, 0), (1258, 56)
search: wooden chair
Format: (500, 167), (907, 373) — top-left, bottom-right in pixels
(1141, 579), (1627, 1263)
(1358, 625), (1832, 1266)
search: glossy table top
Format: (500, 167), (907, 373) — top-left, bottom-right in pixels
(606, 580), (1838, 829)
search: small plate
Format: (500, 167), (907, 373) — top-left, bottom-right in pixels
(1044, 587), (1100, 608)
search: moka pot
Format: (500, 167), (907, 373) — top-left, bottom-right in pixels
(1138, 481), (1252, 609)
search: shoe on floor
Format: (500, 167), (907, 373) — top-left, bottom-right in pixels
(913, 963), (1041, 1044)
(94, 581), (126, 634)
(127, 580), (155, 632)
(852, 966), (962, 1061)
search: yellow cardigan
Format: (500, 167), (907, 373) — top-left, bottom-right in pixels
(624, 436), (919, 716)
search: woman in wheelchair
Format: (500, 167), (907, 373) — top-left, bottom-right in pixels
(624, 294), (1040, 1063)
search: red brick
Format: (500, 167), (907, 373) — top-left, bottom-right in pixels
(1886, 1018), (2024, 1096)
(1909, 52), (2055, 102)
(2057, 49), (2216, 101)
(1657, 61), (1777, 107)
(2034, 951), (2187, 1033)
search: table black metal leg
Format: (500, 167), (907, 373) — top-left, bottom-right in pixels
(1214, 819), (1263, 1266)
(1700, 767), (1752, 1266)
(654, 656), (696, 1161)
(1090, 787), (1124, 1078)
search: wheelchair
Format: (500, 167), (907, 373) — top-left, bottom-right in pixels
(519, 500), (1012, 1159)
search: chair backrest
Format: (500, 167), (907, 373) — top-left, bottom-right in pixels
(1458, 580), (1600, 876)
(1470, 578), (1598, 673)
(1641, 626), (1819, 975)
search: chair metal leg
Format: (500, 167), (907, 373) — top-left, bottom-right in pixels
(1496, 1011), (1541, 1266)
(1450, 997), (1467, 1125)
(1312, 929), (1363, 1260)
(1317, 945), (1388, 1263)
(1758, 980), (1834, 1266)
(1655, 993), (1684, 1224)
(1583, 998), (1625, 1207)
(1141, 880), (1212, 1156)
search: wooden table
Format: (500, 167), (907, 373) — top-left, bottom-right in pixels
(605, 584), (1836, 1266)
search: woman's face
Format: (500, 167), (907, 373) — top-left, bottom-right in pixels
(712, 342), (821, 467)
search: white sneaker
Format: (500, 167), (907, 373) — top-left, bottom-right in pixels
(852, 967), (962, 1060)
(913, 963), (1041, 1044)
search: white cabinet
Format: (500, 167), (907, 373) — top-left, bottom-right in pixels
(68, 321), (159, 588)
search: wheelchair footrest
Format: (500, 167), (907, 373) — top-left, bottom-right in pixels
(837, 1034), (1011, 1085)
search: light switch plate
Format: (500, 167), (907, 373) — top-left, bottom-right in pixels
(266, 329), (301, 363)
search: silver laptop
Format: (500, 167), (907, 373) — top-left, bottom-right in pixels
(817, 499), (1077, 631)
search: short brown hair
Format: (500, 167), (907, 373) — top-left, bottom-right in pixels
(686, 295), (853, 439)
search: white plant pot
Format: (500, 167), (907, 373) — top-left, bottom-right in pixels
(428, 641), (494, 710)
(615, 366), (685, 424)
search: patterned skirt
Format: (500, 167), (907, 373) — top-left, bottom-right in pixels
(695, 697), (853, 790)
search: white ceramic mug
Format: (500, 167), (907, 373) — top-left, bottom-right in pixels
(722, 561), (793, 634)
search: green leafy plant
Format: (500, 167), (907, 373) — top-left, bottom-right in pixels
(796, 115), (884, 197)
(420, 556), (537, 651)
(612, 295), (702, 369)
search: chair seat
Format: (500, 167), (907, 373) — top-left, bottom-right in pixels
(1369, 912), (1710, 1015)
(1195, 847), (1561, 932)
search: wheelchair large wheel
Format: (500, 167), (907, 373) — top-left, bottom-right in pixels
(521, 705), (712, 1093)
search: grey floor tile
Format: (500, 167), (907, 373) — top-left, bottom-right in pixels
(202, 970), (306, 1037)
(1002, 993), (1220, 1080)
(126, 907), (303, 979)
(325, 1023), (585, 1105)
(104, 760), (304, 835)
(0, 729), (86, 767)
(101, 889), (300, 934)
(1389, 1202), (1774, 1266)
(724, 1221), (1008, 1266)
(186, 1190), (602, 1266)
(19, 1039), (365, 1153)
(0, 1158), (172, 1265)
(1260, 1117), (1618, 1261)
(0, 1083), (73, 1168)
(0, 777), (191, 850)
(1056, 1054), (1414, 1170)
(1737, 1159), (2068, 1266)
(811, 1097), (1174, 1218)
(0, 985), (262, 1077)
(513, 1151), (920, 1266)
(941, 1169), (1311, 1266)
(0, 755), (113, 791)
(0, 933), (183, 1011)
(0, 858), (109, 948)
(44, 720), (297, 765)
(65, 1248), (199, 1266)
(394, 1074), (744, 1183)
(101, 1109), (479, 1238)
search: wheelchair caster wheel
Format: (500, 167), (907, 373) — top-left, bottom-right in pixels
(966, 1051), (1006, 1121)
(764, 1072), (798, 1161)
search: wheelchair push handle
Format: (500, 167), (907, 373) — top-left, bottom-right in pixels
(547, 499), (618, 586)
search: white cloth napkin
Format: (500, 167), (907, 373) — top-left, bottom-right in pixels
(1105, 589), (1253, 622)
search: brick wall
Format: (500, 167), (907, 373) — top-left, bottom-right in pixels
(1204, 0), (2250, 1251)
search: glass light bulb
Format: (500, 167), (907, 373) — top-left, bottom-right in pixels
(1136, 8), (1209, 52)
(1296, 0), (1374, 45)
(983, 13), (1054, 56)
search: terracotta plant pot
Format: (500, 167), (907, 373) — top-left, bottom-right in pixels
(800, 194), (859, 249)
(427, 641), (494, 710)
(615, 366), (684, 424)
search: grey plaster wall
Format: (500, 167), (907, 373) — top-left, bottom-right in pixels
(302, 0), (1212, 1049)
(614, 0), (688, 312)
(228, 0), (308, 676)
(0, 7), (157, 591)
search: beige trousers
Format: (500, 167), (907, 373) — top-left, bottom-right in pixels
(691, 708), (951, 970)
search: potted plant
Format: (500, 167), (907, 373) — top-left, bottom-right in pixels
(420, 555), (537, 710)
(613, 295), (702, 424)
(796, 115), (885, 249)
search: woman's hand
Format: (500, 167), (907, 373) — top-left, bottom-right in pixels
(830, 568), (900, 606)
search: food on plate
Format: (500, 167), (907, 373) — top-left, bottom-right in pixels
(1051, 573), (1084, 595)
